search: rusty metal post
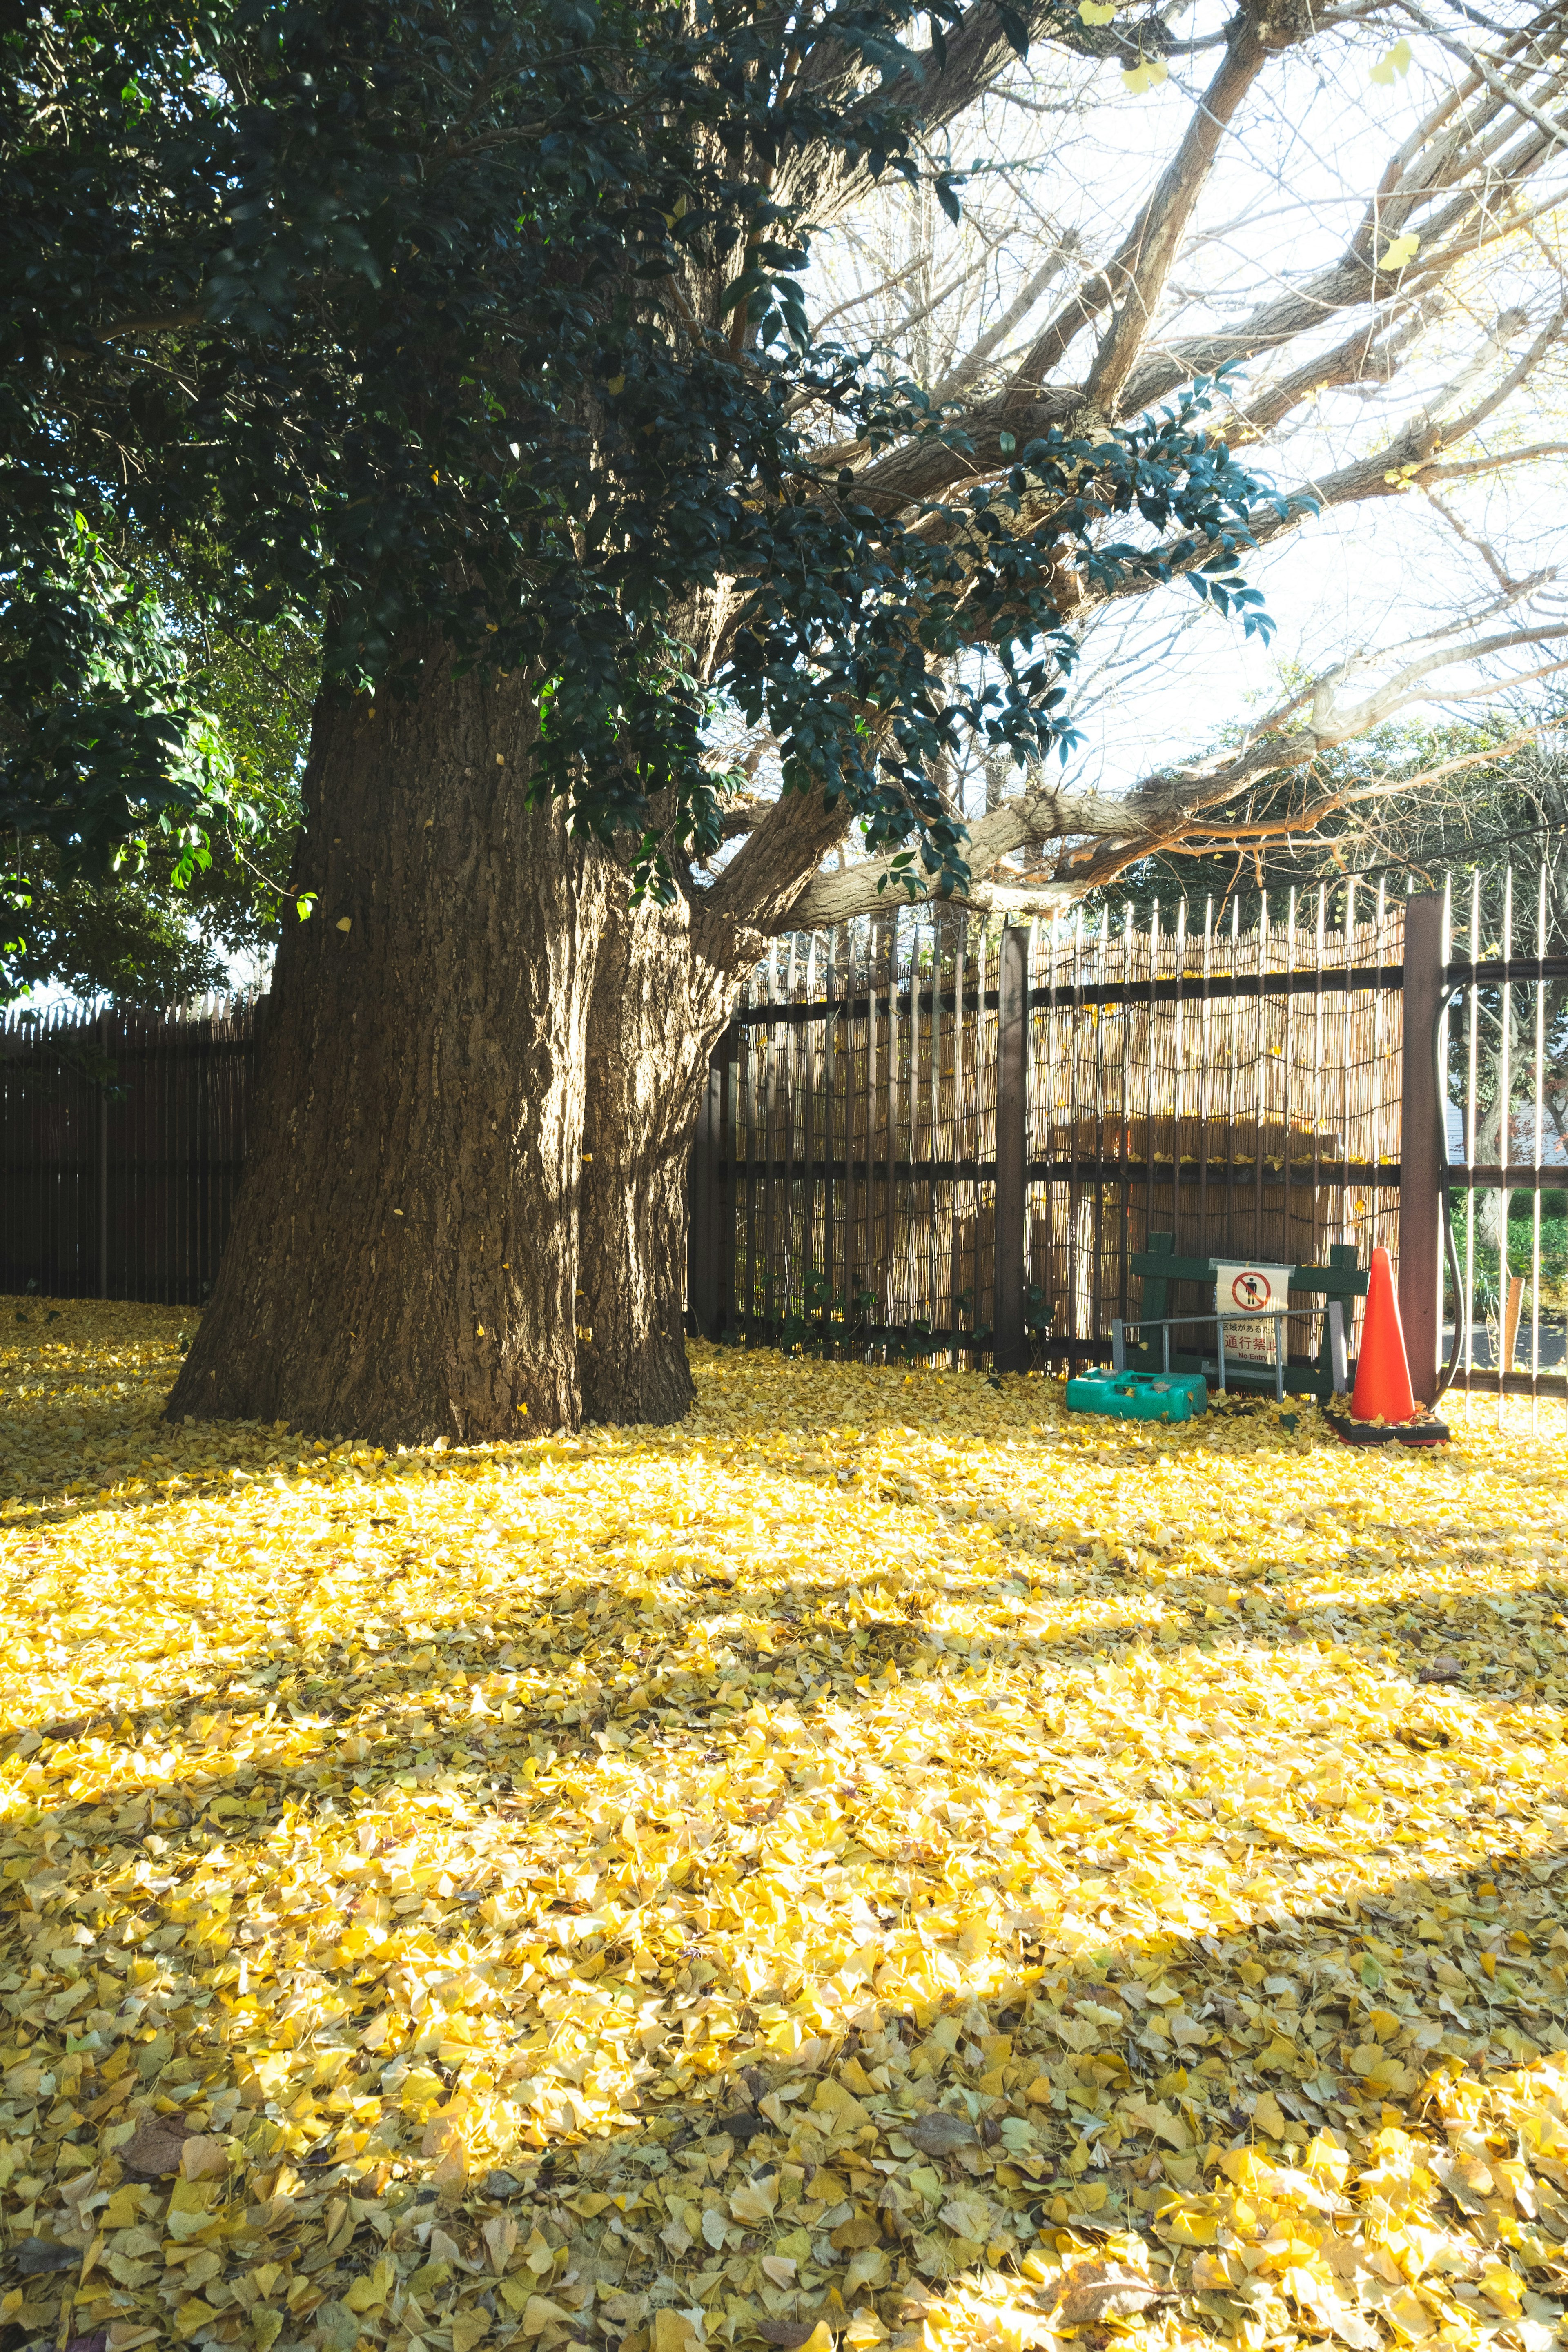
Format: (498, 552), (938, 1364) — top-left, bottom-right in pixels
(993, 924), (1029, 1372)
(1399, 891), (1446, 1404)
(687, 1050), (726, 1340)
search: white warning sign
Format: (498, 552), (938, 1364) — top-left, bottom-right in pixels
(1214, 1262), (1292, 1366)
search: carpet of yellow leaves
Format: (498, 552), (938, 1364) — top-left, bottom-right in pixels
(1, 1303), (1566, 2352)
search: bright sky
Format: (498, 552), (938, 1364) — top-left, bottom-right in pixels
(805, 0), (1568, 812)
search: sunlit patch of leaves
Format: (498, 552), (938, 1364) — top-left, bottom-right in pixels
(0, 1307), (1564, 2352)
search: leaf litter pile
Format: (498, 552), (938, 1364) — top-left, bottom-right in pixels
(1, 1305), (1566, 2352)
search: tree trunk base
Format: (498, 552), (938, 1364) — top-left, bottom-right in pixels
(577, 878), (731, 1425)
(168, 667), (602, 1443)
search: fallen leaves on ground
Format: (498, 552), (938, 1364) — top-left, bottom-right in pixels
(0, 1302), (1566, 2352)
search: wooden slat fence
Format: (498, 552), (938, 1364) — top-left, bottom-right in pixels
(688, 882), (1417, 1373)
(11, 867), (1561, 1408)
(0, 999), (257, 1304)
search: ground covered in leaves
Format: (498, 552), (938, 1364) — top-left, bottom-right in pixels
(1, 1305), (1566, 2352)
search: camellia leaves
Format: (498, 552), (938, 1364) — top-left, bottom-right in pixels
(4, 0), (1287, 915)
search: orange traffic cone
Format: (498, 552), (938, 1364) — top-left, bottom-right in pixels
(1350, 1245), (1417, 1424)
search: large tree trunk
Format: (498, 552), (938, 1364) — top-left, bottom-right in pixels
(577, 875), (733, 1423)
(169, 664), (604, 1443)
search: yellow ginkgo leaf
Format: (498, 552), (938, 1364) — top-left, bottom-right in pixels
(1370, 36), (1413, 84)
(1122, 56), (1167, 93)
(5, 1299), (1568, 2352)
(1380, 230), (1421, 271)
(1078, 1), (1116, 22)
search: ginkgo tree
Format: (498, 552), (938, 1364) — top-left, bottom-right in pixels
(6, 0), (1568, 1442)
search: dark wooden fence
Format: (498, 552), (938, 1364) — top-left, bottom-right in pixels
(687, 884), (1447, 1383)
(0, 999), (257, 1304)
(10, 872), (1563, 1408)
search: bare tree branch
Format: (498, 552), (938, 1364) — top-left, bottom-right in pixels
(770, 610), (1568, 935)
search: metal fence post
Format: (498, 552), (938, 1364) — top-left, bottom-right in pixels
(98, 1008), (111, 1300)
(993, 924), (1029, 1371)
(1399, 891), (1445, 1404)
(687, 1048), (726, 1340)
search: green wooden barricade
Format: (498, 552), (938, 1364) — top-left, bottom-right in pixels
(1114, 1232), (1369, 1402)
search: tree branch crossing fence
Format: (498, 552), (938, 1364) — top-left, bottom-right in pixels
(4, 868), (1565, 1416)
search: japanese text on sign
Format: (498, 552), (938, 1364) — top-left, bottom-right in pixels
(1214, 1262), (1293, 1366)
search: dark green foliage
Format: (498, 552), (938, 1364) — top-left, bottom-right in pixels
(4, 0), (1294, 927)
(1, 533), (316, 1002)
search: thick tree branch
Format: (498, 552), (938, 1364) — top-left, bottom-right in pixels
(760, 599), (1568, 936)
(1081, 14), (1274, 417)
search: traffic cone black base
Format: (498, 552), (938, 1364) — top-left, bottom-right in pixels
(1331, 1414), (1449, 1447)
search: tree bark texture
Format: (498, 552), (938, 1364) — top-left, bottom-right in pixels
(169, 664), (605, 1443)
(577, 877), (733, 1425)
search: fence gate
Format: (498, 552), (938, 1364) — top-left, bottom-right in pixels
(688, 883), (1452, 1389)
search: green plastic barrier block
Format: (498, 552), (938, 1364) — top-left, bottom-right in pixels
(1065, 1369), (1208, 1422)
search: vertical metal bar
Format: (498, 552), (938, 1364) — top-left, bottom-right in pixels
(864, 920), (878, 1345)
(886, 915), (900, 1340)
(689, 1048), (720, 1341)
(1097, 904), (1114, 1359)
(1172, 896), (1186, 1270)
(172, 1004), (179, 1305)
(98, 1009), (110, 1299)
(893, 912), (907, 1345)
(743, 968), (757, 1346)
(1399, 892), (1446, 1405)
(844, 923), (860, 1339)
(1342, 875), (1356, 1317)
(689, 1051), (710, 1338)
(1283, 888), (1296, 1340)
(1225, 896), (1240, 1256)
(1198, 897), (1213, 1267)
(1253, 891), (1268, 1263)
(762, 942), (778, 1339)
(927, 918), (941, 1346)
(1145, 900), (1160, 1344)
(971, 923), (985, 1363)
(1498, 866), (1514, 1424)
(782, 937), (797, 1333)
(170, 1003), (178, 1305)
(1312, 886), (1326, 1276)
(949, 916), (966, 1366)
(802, 935), (817, 1340)
(1116, 903), (1132, 1334)
(1439, 873), (1453, 1401)
(993, 923), (1029, 1372)
(1530, 864), (1546, 1426)
(1086, 909), (1104, 1365)
(824, 930), (837, 1348)
(719, 1032), (735, 1342)
(1066, 907), (1082, 1371)
(713, 1044), (730, 1341)
(1464, 870), (1480, 1397)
